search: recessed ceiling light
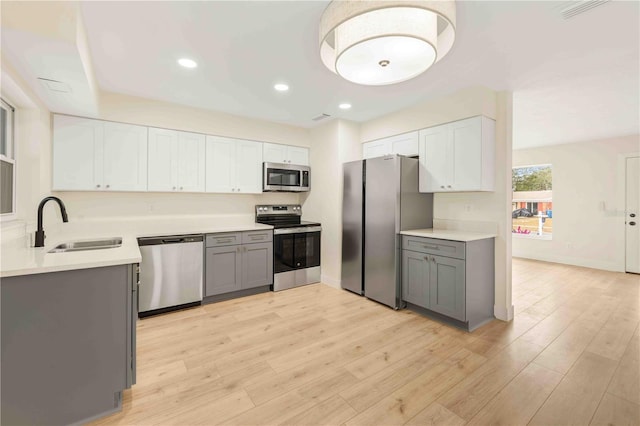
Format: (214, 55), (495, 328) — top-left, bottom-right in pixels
(339, 103), (352, 110)
(178, 58), (198, 69)
(274, 83), (289, 92)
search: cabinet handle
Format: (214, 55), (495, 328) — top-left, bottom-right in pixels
(423, 245), (439, 250)
(244, 246), (247, 252)
(180, 186), (183, 190)
(431, 257), (436, 263)
(217, 238), (233, 243)
(440, 185), (445, 189)
(106, 184), (110, 189)
(236, 247), (240, 253)
(173, 186), (176, 190)
(96, 184), (101, 188)
(447, 185), (452, 188)
(424, 256), (429, 261)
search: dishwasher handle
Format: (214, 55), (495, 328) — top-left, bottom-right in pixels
(138, 234), (204, 246)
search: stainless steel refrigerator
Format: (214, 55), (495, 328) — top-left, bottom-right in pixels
(341, 155), (434, 309)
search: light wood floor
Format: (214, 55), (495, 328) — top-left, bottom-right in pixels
(93, 259), (640, 425)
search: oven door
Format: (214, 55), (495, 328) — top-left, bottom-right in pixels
(273, 228), (321, 273)
(263, 162), (310, 192)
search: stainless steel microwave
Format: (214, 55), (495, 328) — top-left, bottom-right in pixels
(263, 162), (310, 192)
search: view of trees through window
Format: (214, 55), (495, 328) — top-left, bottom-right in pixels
(512, 165), (552, 237)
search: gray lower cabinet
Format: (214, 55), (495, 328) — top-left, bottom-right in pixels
(1, 264), (137, 425)
(401, 235), (494, 330)
(205, 230), (273, 297)
(206, 245), (242, 295)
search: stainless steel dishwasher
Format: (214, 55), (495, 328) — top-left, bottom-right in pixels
(137, 234), (203, 317)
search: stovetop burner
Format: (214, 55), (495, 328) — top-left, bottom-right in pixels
(255, 205), (320, 229)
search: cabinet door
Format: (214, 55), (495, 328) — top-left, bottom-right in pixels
(450, 116), (482, 191)
(429, 255), (466, 321)
(235, 140), (263, 193)
(52, 115), (103, 191)
(389, 131), (419, 157)
(402, 250), (430, 308)
(205, 246), (242, 296)
(263, 142), (287, 163)
(205, 136), (236, 193)
(102, 122), (148, 191)
(147, 127), (178, 192)
(241, 242), (273, 289)
(362, 140), (390, 159)
(419, 124), (449, 192)
(287, 146), (309, 166)
(177, 131), (206, 192)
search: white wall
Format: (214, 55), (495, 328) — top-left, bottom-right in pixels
(513, 134), (640, 272)
(360, 86), (498, 142)
(302, 119), (360, 287)
(359, 86), (514, 321)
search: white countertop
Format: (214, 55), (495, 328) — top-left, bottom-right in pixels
(400, 228), (496, 242)
(1, 218), (273, 278)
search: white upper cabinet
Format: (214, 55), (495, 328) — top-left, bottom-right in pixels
(148, 128), (205, 192)
(53, 115), (148, 192)
(206, 136), (263, 194)
(53, 115), (103, 191)
(263, 142), (309, 166)
(419, 116), (495, 193)
(177, 132), (206, 192)
(362, 131), (419, 159)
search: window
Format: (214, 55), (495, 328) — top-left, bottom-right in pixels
(512, 164), (552, 238)
(1, 97), (15, 217)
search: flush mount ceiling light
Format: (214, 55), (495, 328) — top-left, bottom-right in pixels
(177, 58), (198, 68)
(274, 83), (290, 92)
(319, 0), (456, 86)
(339, 103), (352, 109)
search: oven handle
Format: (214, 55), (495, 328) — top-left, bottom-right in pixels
(274, 226), (322, 235)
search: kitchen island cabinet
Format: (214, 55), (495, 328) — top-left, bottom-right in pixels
(401, 230), (495, 331)
(0, 264), (137, 425)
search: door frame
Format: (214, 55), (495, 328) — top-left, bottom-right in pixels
(617, 152), (640, 272)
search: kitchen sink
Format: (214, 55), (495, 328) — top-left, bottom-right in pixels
(48, 238), (123, 253)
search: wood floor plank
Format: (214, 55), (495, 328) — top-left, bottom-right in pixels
(586, 314), (639, 361)
(437, 338), (545, 420)
(590, 392), (640, 426)
(345, 349), (485, 426)
(404, 402), (465, 426)
(465, 362), (562, 425)
(529, 351), (619, 426)
(607, 335), (640, 405)
(279, 395), (358, 426)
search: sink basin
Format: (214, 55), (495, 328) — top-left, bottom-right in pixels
(48, 238), (123, 253)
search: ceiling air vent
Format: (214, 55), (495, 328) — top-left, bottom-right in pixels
(38, 78), (72, 93)
(312, 113), (331, 122)
(558, 0), (610, 19)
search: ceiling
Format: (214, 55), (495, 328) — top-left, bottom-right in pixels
(5, 1), (640, 149)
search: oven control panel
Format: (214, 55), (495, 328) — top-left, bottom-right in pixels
(255, 205), (302, 216)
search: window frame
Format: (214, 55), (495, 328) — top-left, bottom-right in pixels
(1, 97), (16, 221)
(512, 163), (553, 240)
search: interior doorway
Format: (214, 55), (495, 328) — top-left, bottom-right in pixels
(625, 156), (640, 273)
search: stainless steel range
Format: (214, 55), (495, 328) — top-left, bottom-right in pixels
(255, 205), (321, 291)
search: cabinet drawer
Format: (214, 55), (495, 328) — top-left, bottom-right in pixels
(402, 236), (465, 260)
(242, 230), (273, 244)
(206, 233), (242, 247)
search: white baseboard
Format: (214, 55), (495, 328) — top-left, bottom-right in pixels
(494, 304), (514, 321)
(512, 252), (624, 273)
(321, 274), (341, 289)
